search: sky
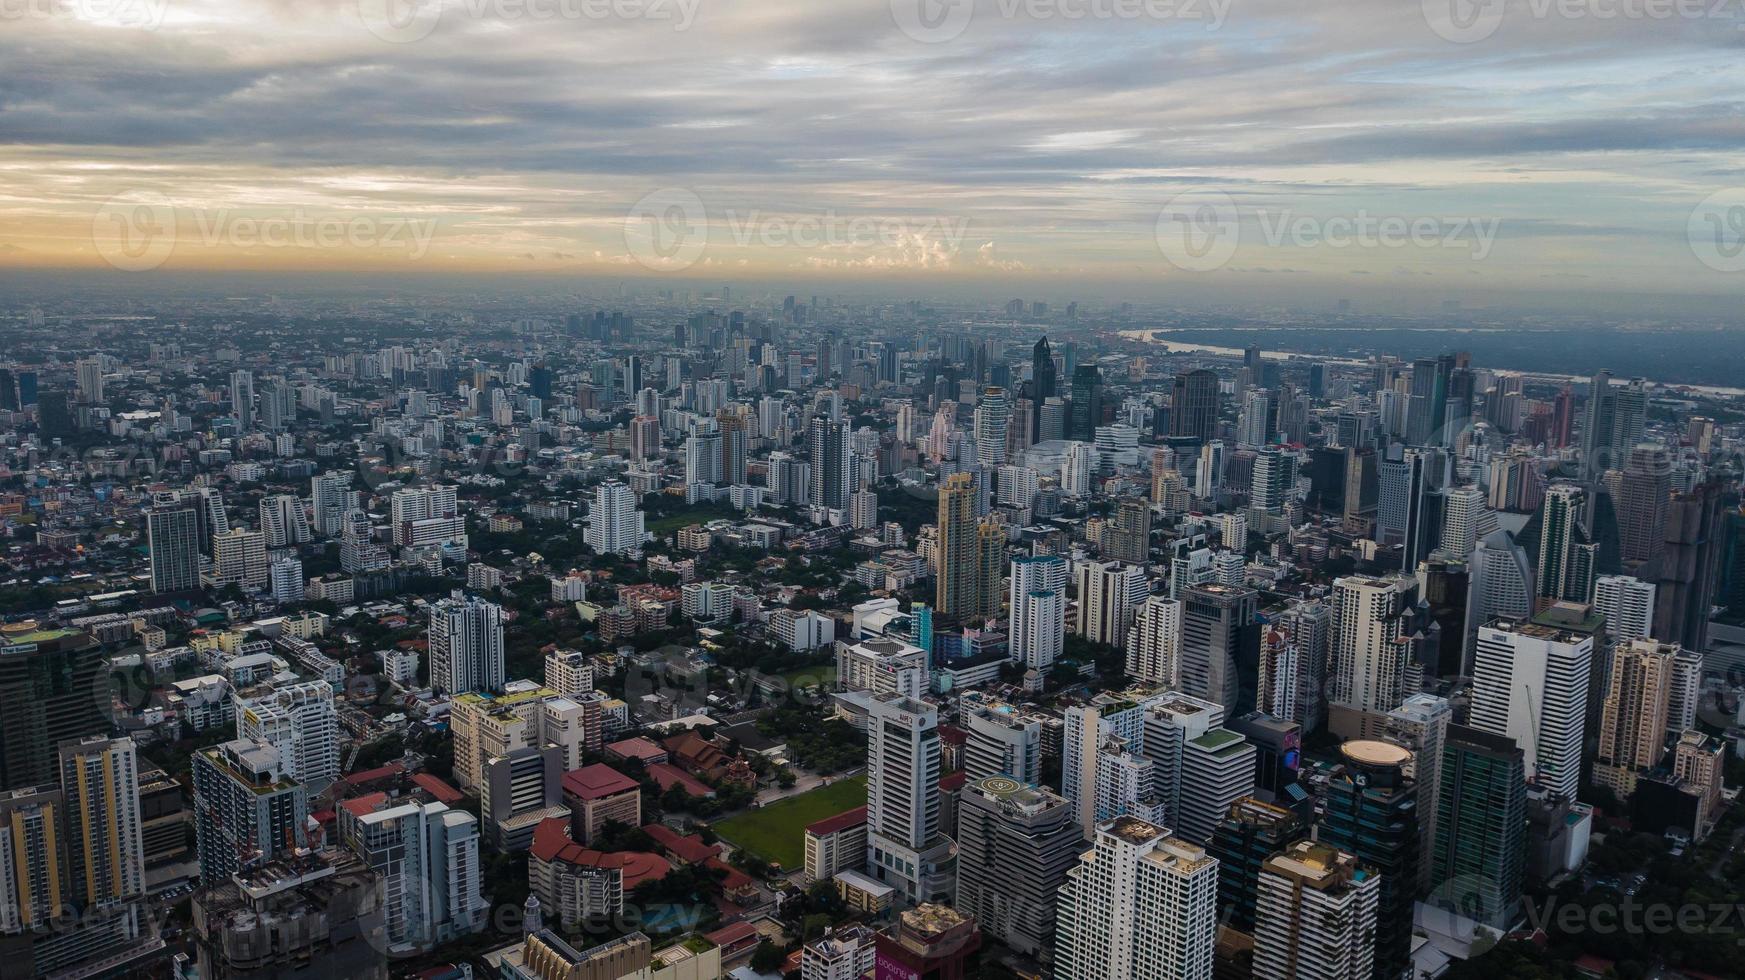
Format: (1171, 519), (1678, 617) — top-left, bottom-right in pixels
(2, 0), (1744, 311)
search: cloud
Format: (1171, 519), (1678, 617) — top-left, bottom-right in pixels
(0, 0), (1738, 296)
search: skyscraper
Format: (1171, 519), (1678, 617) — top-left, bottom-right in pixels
(147, 499), (200, 594)
(1252, 840), (1380, 980)
(1075, 560), (1150, 650)
(1327, 575), (1414, 734)
(192, 739), (309, 884)
(429, 593), (507, 696)
(259, 493), (313, 547)
(584, 480), (645, 556)
(1126, 595), (1182, 686)
(936, 472), (1001, 620)
(1103, 496), (1152, 564)
(1594, 638), (1676, 798)
(1383, 693), (1452, 897)
(229, 368), (254, 431)
(0, 627), (107, 791)
(1009, 554), (1068, 671)
(1030, 336), (1057, 438)
(960, 695), (1041, 787)
(57, 735), (145, 909)
(0, 786), (64, 931)
(1319, 740), (1419, 980)
(236, 680), (341, 791)
(1207, 797), (1307, 932)
(1470, 617), (1592, 799)
(1178, 583), (1260, 717)
(1054, 817), (1219, 980)
(1593, 574), (1656, 643)
(1653, 481), (1725, 654)
(1170, 369), (1219, 443)
(974, 386), (1010, 468)
(1431, 725), (1527, 931)
(1534, 484), (1598, 607)
(808, 415), (852, 511)
(865, 694), (954, 904)
(1617, 444), (1671, 568)
(954, 776), (1082, 957)
(1067, 364), (1102, 442)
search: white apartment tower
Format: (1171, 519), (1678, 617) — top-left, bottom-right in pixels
(1054, 817), (1219, 980)
(429, 593), (507, 696)
(1470, 618), (1592, 798)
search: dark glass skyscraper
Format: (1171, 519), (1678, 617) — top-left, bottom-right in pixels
(1170, 369), (1219, 444)
(0, 627), (108, 791)
(1321, 740), (1419, 980)
(1432, 725), (1526, 931)
(1067, 364), (1101, 442)
(1031, 336), (1056, 438)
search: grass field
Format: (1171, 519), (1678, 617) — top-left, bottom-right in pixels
(714, 775), (867, 871)
(646, 504), (740, 535)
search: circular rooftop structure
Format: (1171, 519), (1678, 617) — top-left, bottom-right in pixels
(1341, 740), (1412, 769)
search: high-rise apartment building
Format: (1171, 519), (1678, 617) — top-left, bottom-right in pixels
(429, 592), (506, 696)
(1009, 554), (1067, 670)
(1126, 595), (1182, 686)
(1075, 559), (1149, 650)
(1053, 816), (1218, 980)
(147, 499), (201, 593)
(192, 739), (309, 884)
(583, 481), (645, 556)
(259, 493), (312, 547)
(1252, 840), (1380, 980)
(235, 680), (340, 791)
(1593, 574), (1657, 644)
(1594, 637), (1676, 798)
(936, 472), (1002, 620)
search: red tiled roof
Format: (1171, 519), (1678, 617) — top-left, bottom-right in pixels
(704, 920), (759, 949)
(939, 771), (969, 792)
(641, 823), (721, 864)
(805, 805), (868, 836)
(410, 773), (464, 805)
(530, 818), (671, 889)
(647, 763), (715, 797)
(605, 737), (667, 763)
(562, 763), (641, 801)
(706, 856), (755, 892)
(339, 791), (389, 818)
(342, 762), (405, 787)
(937, 724), (970, 746)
